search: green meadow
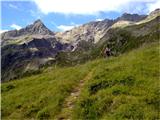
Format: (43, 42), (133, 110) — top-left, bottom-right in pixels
(2, 43), (160, 119)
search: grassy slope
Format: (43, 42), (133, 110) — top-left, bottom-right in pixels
(98, 16), (160, 55)
(2, 42), (160, 119)
(73, 43), (160, 120)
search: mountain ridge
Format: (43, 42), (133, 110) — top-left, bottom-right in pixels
(1, 8), (160, 82)
(1, 19), (54, 42)
(55, 12), (148, 44)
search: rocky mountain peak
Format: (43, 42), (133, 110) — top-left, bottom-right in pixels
(33, 19), (43, 24)
(25, 19), (54, 35)
(149, 8), (160, 17)
(117, 13), (147, 22)
(31, 19), (46, 29)
(1, 19), (54, 40)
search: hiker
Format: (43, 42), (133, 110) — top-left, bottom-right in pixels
(104, 47), (111, 57)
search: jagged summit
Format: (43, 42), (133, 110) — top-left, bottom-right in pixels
(55, 11), (150, 44)
(30, 19), (46, 30)
(1, 19), (54, 40)
(149, 8), (160, 17)
(25, 19), (54, 35)
(33, 19), (43, 24)
(117, 13), (147, 22)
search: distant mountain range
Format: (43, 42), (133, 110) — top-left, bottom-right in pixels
(1, 8), (160, 82)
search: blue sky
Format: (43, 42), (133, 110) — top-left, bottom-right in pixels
(1, 0), (160, 32)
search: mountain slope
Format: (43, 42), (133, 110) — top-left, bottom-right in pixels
(1, 9), (159, 82)
(55, 19), (115, 44)
(54, 14), (160, 67)
(2, 43), (159, 119)
(55, 13), (146, 44)
(1, 20), (69, 82)
(97, 15), (160, 55)
(116, 13), (147, 22)
(1, 19), (54, 45)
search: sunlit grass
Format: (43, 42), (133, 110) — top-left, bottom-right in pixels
(2, 43), (159, 119)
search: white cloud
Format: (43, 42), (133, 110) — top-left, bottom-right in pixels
(70, 22), (77, 25)
(147, 0), (160, 12)
(10, 24), (22, 30)
(9, 4), (18, 9)
(33, 0), (159, 15)
(29, 9), (42, 19)
(57, 24), (79, 31)
(95, 19), (104, 21)
(57, 25), (75, 31)
(0, 30), (8, 34)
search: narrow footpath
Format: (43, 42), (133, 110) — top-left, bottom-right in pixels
(56, 70), (93, 120)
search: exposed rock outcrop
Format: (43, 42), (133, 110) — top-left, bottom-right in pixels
(1, 19), (54, 45)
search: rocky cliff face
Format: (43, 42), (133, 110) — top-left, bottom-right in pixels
(149, 8), (160, 17)
(1, 20), (54, 46)
(55, 9), (160, 67)
(55, 13), (147, 51)
(116, 13), (147, 22)
(1, 36), (69, 81)
(98, 15), (160, 56)
(1, 20), (70, 82)
(56, 19), (115, 43)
